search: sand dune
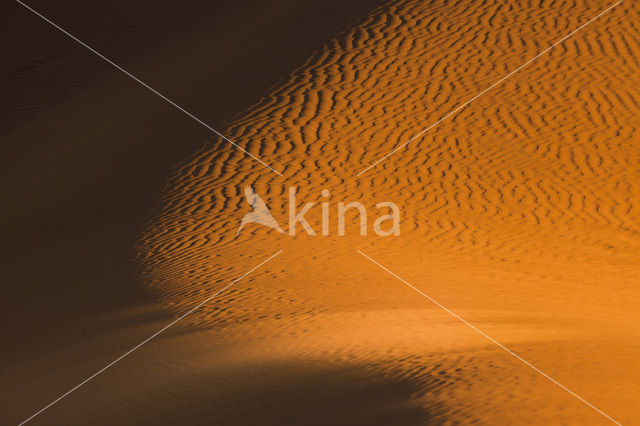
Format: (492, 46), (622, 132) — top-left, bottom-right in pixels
(4, 0), (640, 424)
(137, 0), (640, 423)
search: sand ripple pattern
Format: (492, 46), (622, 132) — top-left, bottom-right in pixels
(138, 0), (640, 423)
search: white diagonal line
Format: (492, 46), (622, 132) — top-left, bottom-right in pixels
(18, 250), (283, 426)
(357, 0), (623, 177)
(15, 0), (283, 177)
(357, 250), (621, 425)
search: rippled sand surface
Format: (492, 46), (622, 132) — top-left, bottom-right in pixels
(4, 0), (639, 424)
(136, 0), (640, 423)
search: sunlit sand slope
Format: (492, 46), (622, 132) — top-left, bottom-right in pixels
(138, 0), (640, 423)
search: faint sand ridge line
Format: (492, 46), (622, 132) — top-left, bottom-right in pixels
(17, 250), (282, 426)
(14, 0), (282, 176)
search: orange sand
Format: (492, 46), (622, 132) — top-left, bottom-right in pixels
(4, 0), (639, 424)
(138, 0), (640, 423)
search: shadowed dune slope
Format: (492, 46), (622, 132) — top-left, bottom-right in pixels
(1, 0), (411, 424)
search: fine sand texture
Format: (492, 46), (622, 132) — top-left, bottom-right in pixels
(4, 0), (640, 424)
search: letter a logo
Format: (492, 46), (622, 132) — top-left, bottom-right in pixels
(236, 186), (285, 235)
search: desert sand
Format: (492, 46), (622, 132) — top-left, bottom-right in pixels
(3, 0), (639, 424)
